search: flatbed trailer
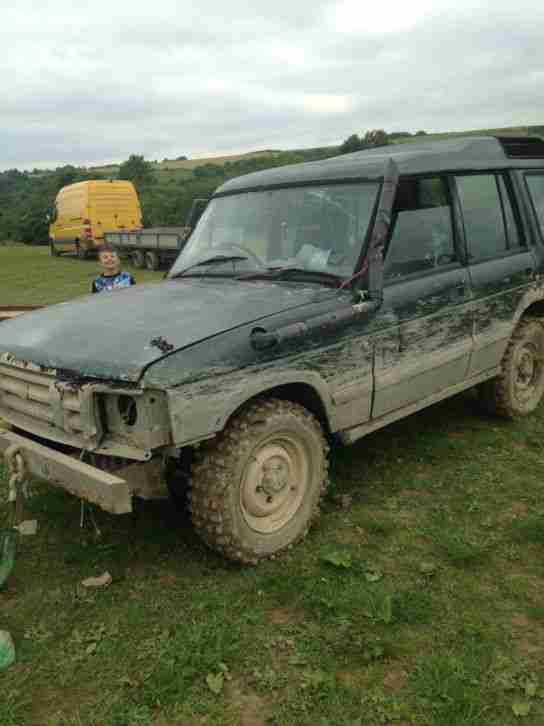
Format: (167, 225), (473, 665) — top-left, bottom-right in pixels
(105, 197), (209, 271)
(104, 227), (190, 270)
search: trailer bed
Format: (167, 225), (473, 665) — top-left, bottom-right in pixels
(105, 227), (190, 270)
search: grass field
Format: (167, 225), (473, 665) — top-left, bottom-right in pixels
(0, 246), (162, 306)
(1, 246), (544, 725)
(86, 123), (543, 178)
(90, 151), (282, 176)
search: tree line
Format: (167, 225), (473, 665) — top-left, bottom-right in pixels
(0, 128), (423, 243)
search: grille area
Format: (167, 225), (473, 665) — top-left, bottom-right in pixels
(0, 361), (85, 438)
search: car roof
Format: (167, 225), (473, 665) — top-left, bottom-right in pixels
(215, 136), (544, 196)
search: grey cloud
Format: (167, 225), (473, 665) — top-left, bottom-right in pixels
(1, 0), (544, 169)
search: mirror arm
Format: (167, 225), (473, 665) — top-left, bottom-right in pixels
(353, 157), (399, 305)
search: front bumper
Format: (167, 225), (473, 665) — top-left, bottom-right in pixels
(0, 430), (132, 514)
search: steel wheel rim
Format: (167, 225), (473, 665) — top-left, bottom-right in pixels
(240, 433), (310, 534)
(514, 342), (541, 403)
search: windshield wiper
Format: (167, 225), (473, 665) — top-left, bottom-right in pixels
(169, 254), (249, 279)
(239, 266), (342, 286)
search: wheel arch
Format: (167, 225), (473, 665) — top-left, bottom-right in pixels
(511, 286), (544, 326)
(167, 372), (335, 447)
(225, 381), (331, 434)
(521, 299), (544, 320)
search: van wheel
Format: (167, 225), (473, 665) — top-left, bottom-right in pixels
(131, 250), (145, 268)
(479, 317), (544, 418)
(189, 399), (329, 564)
(76, 243), (88, 260)
(49, 242), (59, 257)
(145, 250), (160, 271)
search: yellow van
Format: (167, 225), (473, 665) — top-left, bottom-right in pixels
(49, 180), (142, 258)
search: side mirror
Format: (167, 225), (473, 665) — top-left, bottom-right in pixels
(185, 198), (209, 228)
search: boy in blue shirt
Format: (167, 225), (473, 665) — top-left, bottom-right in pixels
(92, 246), (135, 293)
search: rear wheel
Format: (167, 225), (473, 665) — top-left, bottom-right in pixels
(479, 317), (544, 418)
(145, 250), (160, 271)
(189, 399), (329, 564)
(49, 241), (59, 257)
(131, 250), (145, 268)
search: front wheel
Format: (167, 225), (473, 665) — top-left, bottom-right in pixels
(189, 399), (329, 564)
(479, 317), (544, 418)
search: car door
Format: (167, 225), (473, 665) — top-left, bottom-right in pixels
(453, 172), (536, 376)
(372, 175), (473, 418)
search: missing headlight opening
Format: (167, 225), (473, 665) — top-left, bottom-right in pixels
(118, 395), (138, 426)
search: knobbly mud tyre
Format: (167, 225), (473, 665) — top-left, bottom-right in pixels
(479, 317), (544, 418)
(189, 399), (329, 564)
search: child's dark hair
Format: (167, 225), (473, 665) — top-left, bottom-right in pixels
(98, 244), (118, 255)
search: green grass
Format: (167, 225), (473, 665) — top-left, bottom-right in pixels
(1, 246), (544, 724)
(0, 246), (162, 305)
(89, 150), (282, 176)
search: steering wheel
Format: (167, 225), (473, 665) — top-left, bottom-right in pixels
(217, 244), (265, 269)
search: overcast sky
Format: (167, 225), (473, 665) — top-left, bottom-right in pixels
(1, 0), (543, 170)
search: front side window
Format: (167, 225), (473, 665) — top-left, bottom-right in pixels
(526, 173), (544, 237)
(169, 183), (379, 278)
(385, 177), (456, 281)
(456, 174), (523, 261)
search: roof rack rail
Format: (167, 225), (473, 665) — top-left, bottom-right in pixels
(496, 136), (544, 159)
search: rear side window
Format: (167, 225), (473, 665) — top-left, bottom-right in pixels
(385, 177), (456, 281)
(456, 174), (523, 261)
(526, 174), (544, 237)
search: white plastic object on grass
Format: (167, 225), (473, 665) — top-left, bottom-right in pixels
(0, 631), (15, 671)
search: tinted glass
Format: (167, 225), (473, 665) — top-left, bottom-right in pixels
(526, 174), (544, 237)
(170, 183), (379, 278)
(456, 175), (507, 260)
(385, 177), (456, 281)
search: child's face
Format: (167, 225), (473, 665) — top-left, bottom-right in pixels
(99, 250), (120, 274)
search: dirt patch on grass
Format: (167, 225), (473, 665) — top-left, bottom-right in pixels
(398, 488), (433, 500)
(511, 614), (531, 628)
(0, 588), (19, 610)
(517, 636), (544, 658)
(267, 608), (300, 626)
(414, 464), (437, 481)
(336, 670), (363, 688)
(396, 509), (420, 526)
(226, 681), (271, 726)
(498, 502), (530, 522)
(383, 667), (408, 692)
(511, 615), (544, 658)
(335, 527), (368, 546)
(157, 573), (178, 586)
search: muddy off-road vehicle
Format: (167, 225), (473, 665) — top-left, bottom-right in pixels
(2, 136), (544, 563)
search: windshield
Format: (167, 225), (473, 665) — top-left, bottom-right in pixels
(168, 182), (379, 279)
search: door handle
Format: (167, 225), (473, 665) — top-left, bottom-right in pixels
(450, 279), (469, 301)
